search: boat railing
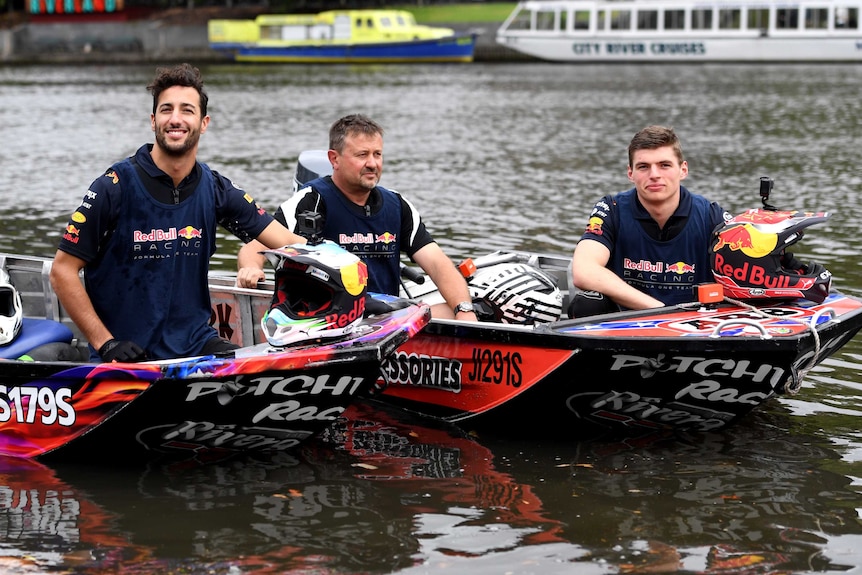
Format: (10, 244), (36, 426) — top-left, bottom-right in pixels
(1, 253), (283, 353)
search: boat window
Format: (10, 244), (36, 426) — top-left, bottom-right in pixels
(718, 9), (741, 30)
(598, 9), (606, 30)
(691, 8), (713, 30)
(805, 8), (828, 29)
(260, 25), (277, 40)
(834, 7), (858, 28)
(664, 9), (685, 30)
(610, 9), (632, 30)
(747, 8), (769, 31)
(637, 10), (658, 30)
(506, 7), (533, 31)
(574, 9), (590, 30)
(536, 8), (556, 31)
(380, 16), (392, 28)
(776, 8), (799, 29)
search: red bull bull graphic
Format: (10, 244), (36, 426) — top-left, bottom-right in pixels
(376, 231), (396, 244)
(178, 226), (203, 240)
(712, 223), (777, 258)
(665, 261), (695, 274)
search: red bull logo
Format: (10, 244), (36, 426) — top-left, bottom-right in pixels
(63, 224), (80, 244)
(584, 216), (604, 236)
(104, 170), (119, 184)
(326, 296), (366, 328)
(376, 231), (396, 244)
(178, 226), (203, 240)
(133, 228), (177, 242)
(714, 253), (812, 290)
(665, 261), (695, 274)
(713, 223), (777, 259)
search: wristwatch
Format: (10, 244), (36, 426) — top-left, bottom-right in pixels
(454, 301), (475, 315)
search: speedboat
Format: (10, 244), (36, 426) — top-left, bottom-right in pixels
(282, 151), (862, 436)
(0, 246), (429, 460)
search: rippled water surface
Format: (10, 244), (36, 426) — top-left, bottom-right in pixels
(2, 62), (862, 574)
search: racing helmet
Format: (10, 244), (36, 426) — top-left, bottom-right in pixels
(469, 263), (562, 325)
(711, 209), (832, 303)
(261, 240), (368, 347)
(0, 269), (23, 346)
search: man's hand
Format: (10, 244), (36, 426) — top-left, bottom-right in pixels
(98, 339), (147, 363)
(237, 266), (266, 289)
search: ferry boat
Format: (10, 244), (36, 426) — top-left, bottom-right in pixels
(496, 0), (862, 62)
(208, 9), (478, 64)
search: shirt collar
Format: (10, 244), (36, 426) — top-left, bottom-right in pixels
(632, 185), (692, 222)
(136, 144), (200, 188)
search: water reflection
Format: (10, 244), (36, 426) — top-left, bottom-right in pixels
(3, 402), (861, 574)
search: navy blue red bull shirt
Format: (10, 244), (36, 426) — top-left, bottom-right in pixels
(272, 176), (434, 295)
(57, 144), (274, 359)
(579, 186), (729, 305)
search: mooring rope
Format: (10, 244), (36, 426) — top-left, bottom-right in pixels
(721, 296), (827, 395)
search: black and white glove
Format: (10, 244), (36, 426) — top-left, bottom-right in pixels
(98, 339), (147, 363)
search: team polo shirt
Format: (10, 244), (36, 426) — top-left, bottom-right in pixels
(58, 144), (274, 359)
(579, 186), (728, 305)
(273, 176), (434, 295)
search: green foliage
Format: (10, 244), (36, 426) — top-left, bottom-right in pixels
(395, 3), (517, 23)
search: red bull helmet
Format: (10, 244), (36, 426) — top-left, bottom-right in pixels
(469, 263), (562, 325)
(0, 269), (23, 346)
(710, 209), (832, 303)
(260, 240), (368, 347)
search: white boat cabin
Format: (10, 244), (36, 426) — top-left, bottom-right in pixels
(497, 0), (862, 61)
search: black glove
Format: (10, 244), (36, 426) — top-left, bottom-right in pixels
(98, 339), (147, 363)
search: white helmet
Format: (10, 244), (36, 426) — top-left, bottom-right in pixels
(469, 263), (562, 325)
(0, 269), (23, 345)
(260, 241), (368, 347)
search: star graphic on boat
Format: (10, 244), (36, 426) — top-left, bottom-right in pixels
(564, 319), (664, 332)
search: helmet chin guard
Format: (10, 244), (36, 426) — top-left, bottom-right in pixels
(711, 209), (832, 303)
(260, 241), (368, 347)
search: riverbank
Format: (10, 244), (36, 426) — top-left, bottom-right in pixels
(0, 8), (534, 64)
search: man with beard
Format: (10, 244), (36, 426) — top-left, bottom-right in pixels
(50, 63), (306, 362)
(236, 114), (476, 320)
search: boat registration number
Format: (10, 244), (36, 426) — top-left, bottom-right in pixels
(0, 385), (75, 426)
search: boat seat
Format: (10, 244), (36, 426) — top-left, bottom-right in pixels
(0, 317), (75, 360)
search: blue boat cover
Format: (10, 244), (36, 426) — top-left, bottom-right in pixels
(0, 318), (74, 359)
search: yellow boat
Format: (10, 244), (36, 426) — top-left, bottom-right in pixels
(208, 9), (478, 63)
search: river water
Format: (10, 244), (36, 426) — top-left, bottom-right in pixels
(2, 62), (862, 574)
